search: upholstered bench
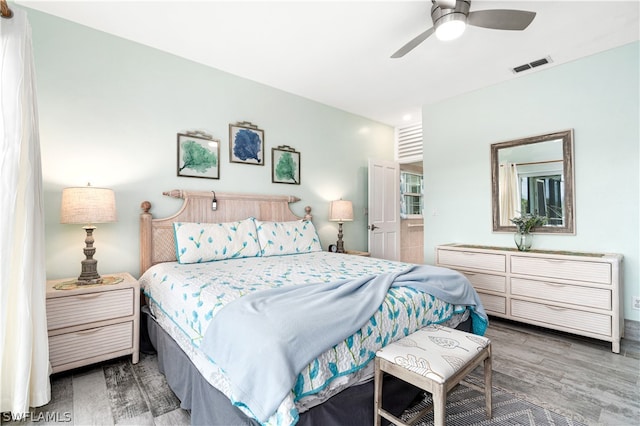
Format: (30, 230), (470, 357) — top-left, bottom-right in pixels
(374, 325), (492, 426)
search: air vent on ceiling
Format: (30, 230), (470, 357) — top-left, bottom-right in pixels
(511, 56), (553, 74)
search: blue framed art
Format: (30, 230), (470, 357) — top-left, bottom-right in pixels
(229, 121), (264, 165)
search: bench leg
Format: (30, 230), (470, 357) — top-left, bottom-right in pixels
(433, 383), (446, 426)
(374, 358), (383, 426)
(484, 347), (493, 419)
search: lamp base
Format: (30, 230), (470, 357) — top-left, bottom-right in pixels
(76, 225), (103, 285)
(77, 258), (103, 284)
(336, 222), (345, 253)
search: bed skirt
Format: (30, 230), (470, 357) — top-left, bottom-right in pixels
(144, 308), (472, 425)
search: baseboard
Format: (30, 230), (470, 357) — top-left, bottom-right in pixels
(624, 319), (640, 342)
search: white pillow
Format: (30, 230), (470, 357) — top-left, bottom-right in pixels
(255, 219), (322, 257)
(173, 218), (261, 264)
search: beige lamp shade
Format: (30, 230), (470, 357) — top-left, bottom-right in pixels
(60, 186), (117, 225)
(329, 199), (354, 222)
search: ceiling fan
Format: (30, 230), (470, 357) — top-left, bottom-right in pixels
(391, 0), (536, 58)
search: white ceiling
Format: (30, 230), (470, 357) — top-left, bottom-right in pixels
(17, 0), (640, 127)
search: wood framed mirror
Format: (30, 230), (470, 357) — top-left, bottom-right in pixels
(491, 129), (575, 234)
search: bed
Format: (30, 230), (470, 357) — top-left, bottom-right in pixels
(138, 190), (487, 426)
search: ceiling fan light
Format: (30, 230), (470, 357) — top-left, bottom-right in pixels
(435, 17), (466, 41)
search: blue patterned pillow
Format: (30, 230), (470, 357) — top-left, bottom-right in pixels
(173, 218), (261, 264)
(255, 219), (322, 257)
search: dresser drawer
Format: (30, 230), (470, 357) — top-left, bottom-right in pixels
(478, 293), (506, 315)
(511, 278), (611, 310)
(437, 249), (506, 273)
(49, 321), (133, 367)
(510, 256), (611, 284)
(460, 271), (506, 293)
(511, 299), (611, 337)
(47, 288), (134, 330)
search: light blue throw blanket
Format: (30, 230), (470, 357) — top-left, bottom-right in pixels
(200, 264), (487, 423)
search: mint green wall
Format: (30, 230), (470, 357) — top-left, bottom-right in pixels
(27, 9), (394, 280)
(423, 42), (640, 321)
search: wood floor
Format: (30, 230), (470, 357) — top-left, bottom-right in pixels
(2, 318), (638, 425)
(480, 319), (639, 425)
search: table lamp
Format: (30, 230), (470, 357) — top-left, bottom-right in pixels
(329, 199), (353, 253)
(60, 184), (117, 284)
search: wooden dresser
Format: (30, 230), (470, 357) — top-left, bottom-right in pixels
(46, 272), (140, 373)
(435, 244), (623, 353)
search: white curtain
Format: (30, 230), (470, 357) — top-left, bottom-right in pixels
(0, 6), (51, 417)
(499, 163), (520, 226)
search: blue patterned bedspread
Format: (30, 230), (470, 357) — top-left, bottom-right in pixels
(200, 264), (486, 423)
(140, 252), (479, 425)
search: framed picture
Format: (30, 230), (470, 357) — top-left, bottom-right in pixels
(272, 145), (300, 185)
(229, 121), (264, 165)
(177, 132), (220, 179)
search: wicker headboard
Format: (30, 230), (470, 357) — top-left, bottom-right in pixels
(140, 190), (312, 274)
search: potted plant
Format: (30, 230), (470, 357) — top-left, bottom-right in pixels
(510, 214), (548, 251)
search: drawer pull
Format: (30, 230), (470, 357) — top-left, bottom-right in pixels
(542, 258), (567, 263)
(76, 293), (102, 300)
(546, 306), (567, 311)
(76, 327), (103, 335)
(545, 282), (566, 288)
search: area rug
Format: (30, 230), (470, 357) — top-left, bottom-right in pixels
(400, 382), (587, 426)
(99, 354), (587, 425)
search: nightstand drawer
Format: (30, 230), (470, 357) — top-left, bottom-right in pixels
(511, 278), (611, 310)
(437, 249), (506, 273)
(47, 288), (134, 330)
(49, 321), (133, 367)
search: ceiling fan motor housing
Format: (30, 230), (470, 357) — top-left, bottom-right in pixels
(431, 0), (470, 29)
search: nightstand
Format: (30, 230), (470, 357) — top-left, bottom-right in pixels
(344, 250), (371, 257)
(46, 272), (140, 374)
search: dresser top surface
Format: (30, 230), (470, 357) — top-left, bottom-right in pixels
(440, 244), (622, 259)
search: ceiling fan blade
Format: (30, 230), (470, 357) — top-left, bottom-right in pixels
(467, 9), (536, 31)
(390, 27), (435, 58)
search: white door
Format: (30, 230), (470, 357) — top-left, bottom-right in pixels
(367, 159), (400, 260)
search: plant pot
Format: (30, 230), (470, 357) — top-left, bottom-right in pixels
(514, 232), (533, 251)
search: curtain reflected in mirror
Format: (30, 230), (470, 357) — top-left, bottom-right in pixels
(498, 163), (519, 226)
(491, 130), (575, 234)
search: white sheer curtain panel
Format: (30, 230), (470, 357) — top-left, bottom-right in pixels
(0, 7), (51, 417)
(498, 163), (520, 226)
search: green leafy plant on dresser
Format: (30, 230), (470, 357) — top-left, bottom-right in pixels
(510, 214), (548, 251)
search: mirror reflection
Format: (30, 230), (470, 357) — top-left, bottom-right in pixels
(491, 130), (575, 234)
